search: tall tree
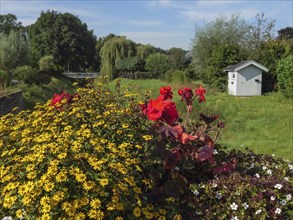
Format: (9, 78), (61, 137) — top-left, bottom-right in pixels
(167, 47), (186, 70)
(0, 30), (31, 71)
(145, 53), (171, 79)
(95, 33), (116, 71)
(29, 10), (96, 72)
(0, 14), (24, 35)
(277, 27), (293, 40)
(99, 36), (137, 79)
(191, 14), (249, 85)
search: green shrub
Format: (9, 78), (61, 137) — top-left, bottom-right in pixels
(39, 55), (55, 72)
(276, 55), (293, 98)
(13, 65), (38, 85)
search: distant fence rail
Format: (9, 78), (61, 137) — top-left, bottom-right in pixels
(0, 90), (24, 116)
(62, 72), (101, 79)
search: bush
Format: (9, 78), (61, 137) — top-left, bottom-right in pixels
(0, 78), (292, 219)
(39, 55), (55, 72)
(13, 65), (38, 85)
(276, 55), (293, 98)
(0, 77), (160, 219)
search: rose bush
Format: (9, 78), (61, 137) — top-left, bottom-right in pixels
(0, 77), (292, 220)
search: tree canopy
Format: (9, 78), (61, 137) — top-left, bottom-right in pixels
(99, 36), (137, 79)
(29, 10), (96, 72)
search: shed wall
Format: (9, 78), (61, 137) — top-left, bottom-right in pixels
(236, 66), (262, 96)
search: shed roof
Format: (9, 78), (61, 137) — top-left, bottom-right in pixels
(224, 60), (268, 72)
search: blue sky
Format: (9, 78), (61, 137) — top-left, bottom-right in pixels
(1, 0), (292, 50)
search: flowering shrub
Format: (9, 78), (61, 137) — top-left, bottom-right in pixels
(0, 78), (292, 220)
(0, 78), (165, 219)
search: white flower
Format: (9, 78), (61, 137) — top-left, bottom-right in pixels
(286, 194), (292, 201)
(270, 196), (275, 201)
(192, 190), (199, 196)
(289, 164), (293, 170)
(2, 217), (13, 220)
(255, 173), (260, 178)
(274, 184), (283, 189)
(280, 200), (287, 206)
(284, 177), (289, 181)
(255, 209), (262, 215)
(212, 183), (218, 188)
(215, 192), (222, 199)
(266, 169), (272, 175)
(262, 166), (267, 170)
(275, 208), (282, 214)
(213, 149), (218, 154)
(230, 202), (238, 210)
(249, 163), (255, 169)
(242, 203), (249, 209)
(175, 166), (180, 171)
(231, 216), (239, 220)
(272, 154), (275, 157)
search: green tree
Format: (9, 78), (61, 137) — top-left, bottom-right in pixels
(276, 55), (293, 98)
(29, 10), (96, 72)
(247, 13), (275, 60)
(99, 36), (137, 79)
(13, 65), (38, 85)
(277, 27), (293, 40)
(95, 33), (116, 71)
(0, 14), (24, 35)
(0, 30), (31, 71)
(136, 44), (158, 60)
(145, 52), (171, 79)
(39, 55), (55, 72)
(167, 47), (186, 70)
(191, 14), (249, 84)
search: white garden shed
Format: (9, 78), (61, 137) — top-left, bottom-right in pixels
(224, 60), (268, 96)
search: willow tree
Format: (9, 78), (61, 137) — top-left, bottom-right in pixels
(99, 36), (137, 79)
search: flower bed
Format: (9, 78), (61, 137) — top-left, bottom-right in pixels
(0, 77), (292, 220)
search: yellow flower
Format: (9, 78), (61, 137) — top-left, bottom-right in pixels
(173, 214), (183, 220)
(116, 203), (124, 211)
(41, 204), (51, 213)
(90, 198), (101, 209)
(75, 173), (87, 182)
(75, 212), (86, 220)
(57, 152), (67, 159)
(3, 195), (17, 208)
(40, 196), (50, 206)
(40, 214), (51, 220)
(56, 171), (67, 182)
(16, 209), (23, 218)
(158, 216), (166, 220)
(142, 135), (152, 141)
(88, 209), (104, 219)
(99, 178), (108, 187)
(133, 207), (141, 218)
(115, 217), (123, 220)
(44, 182), (54, 192)
(83, 181), (95, 191)
(61, 202), (71, 212)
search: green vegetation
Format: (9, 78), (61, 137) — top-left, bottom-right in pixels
(110, 78), (293, 161)
(13, 76), (76, 109)
(1, 78), (292, 219)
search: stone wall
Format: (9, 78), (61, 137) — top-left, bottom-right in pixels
(0, 90), (24, 116)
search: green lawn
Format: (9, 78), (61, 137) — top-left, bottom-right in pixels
(110, 78), (293, 161)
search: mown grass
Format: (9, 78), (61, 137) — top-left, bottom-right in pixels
(110, 78), (293, 161)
